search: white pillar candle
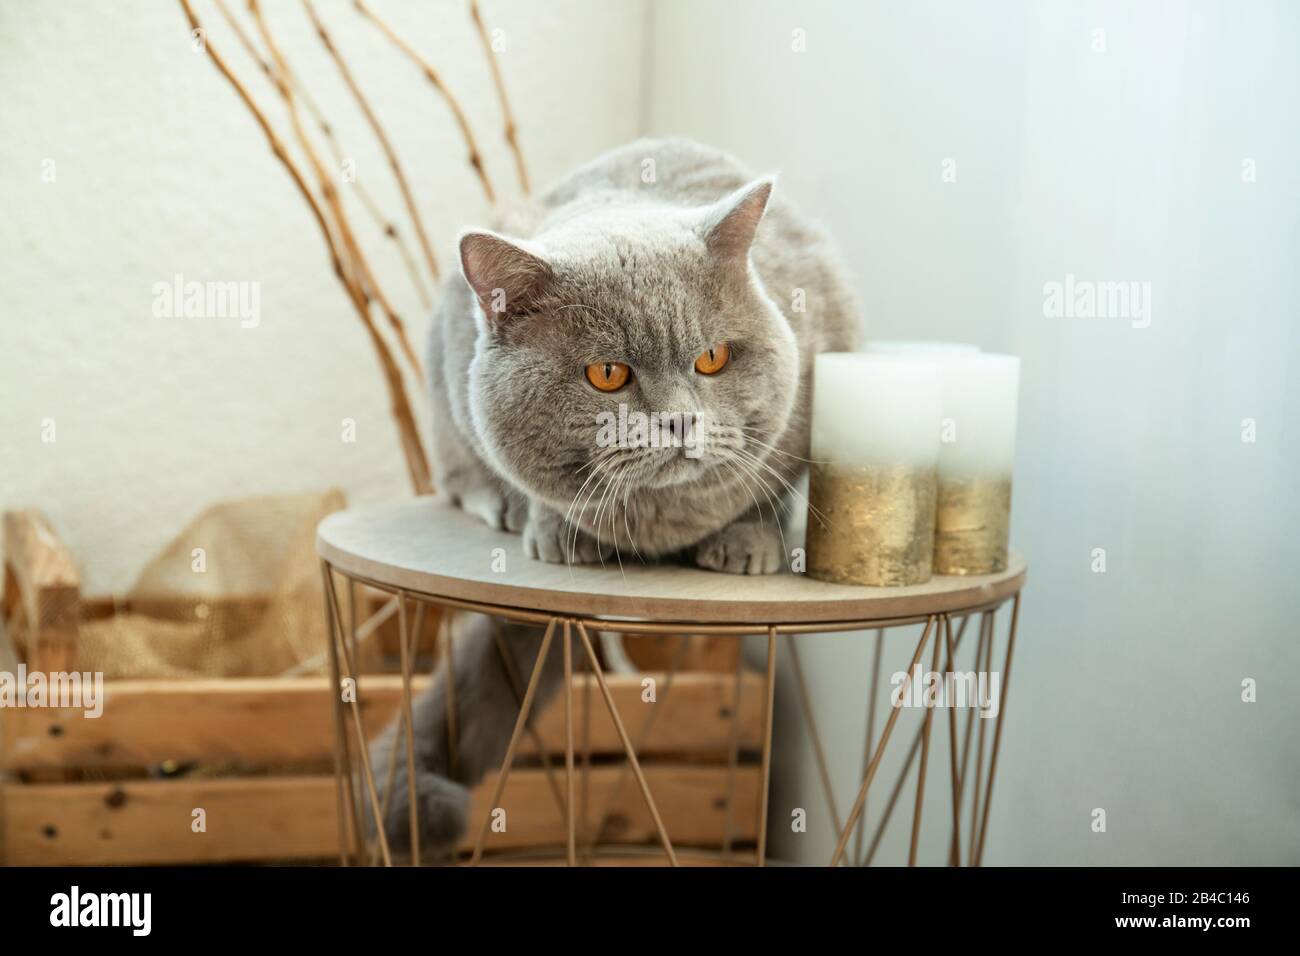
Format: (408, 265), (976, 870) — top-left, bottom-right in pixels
(806, 354), (942, 586)
(931, 353), (1020, 574)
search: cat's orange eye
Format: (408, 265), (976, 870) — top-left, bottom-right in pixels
(585, 361), (631, 392)
(694, 343), (731, 375)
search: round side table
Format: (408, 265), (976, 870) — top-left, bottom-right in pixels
(317, 498), (1026, 867)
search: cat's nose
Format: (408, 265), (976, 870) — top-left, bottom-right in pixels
(666, 411), (707, 446)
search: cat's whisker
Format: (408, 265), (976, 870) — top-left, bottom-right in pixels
(714, 450), (795, 566)
(739, 427), (826, 465)
(565, 453), (615, 528)
(565, 453), (623, 564)
(718, 449), (783, 524)
(571, 467), (612, 564)
(732, 444), (813, 511)
(591, 460), (622, 571)
(717, 457), (768, 530)
(743, 462), (794, 565)
(577, 453), (633, 568)
(574, 447), (620, 478)
(734, 444), (833, 532)
(603, 463), (633, 579)
(619, 470), (646, 566)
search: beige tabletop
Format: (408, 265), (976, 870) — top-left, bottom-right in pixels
(317, 499), (1025, 627)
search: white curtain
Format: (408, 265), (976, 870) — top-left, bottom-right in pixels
(646, 0), (1300, 864)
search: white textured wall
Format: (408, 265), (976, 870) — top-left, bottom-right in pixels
(0, 0), (646, 593)
(646, 0), (1300, 864)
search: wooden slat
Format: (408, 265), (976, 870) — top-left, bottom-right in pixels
(2, 765), (760, 865)
(532, 671), (763, 754)
(474, 763), (759, 854)
(621, 633), (741, 673)
(2, 671), (763, 769)
(1, 677), (396, 769)
(3, 776), (335, 865)
(2, 510), (80, 672)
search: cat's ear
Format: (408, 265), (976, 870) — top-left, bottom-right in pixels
(459, 230), (553, 320)
(700, 177), (775, 261)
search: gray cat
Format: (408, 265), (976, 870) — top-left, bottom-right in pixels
(369, 138), (860, 857)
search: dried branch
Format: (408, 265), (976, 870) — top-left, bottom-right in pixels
(247, 0), (422, 380)
(302, 0), (444, 303)
(353, 0), (497, 205)
(215, 0), (431, 311)
(247, 0), (428, 480)
(469, 0), (529, 193)
(178, 0), (432, 495)
(179, 1), (341, 280)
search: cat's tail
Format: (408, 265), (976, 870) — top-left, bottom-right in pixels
(363, 612), (565, 859)
(365, 741), (471, 857)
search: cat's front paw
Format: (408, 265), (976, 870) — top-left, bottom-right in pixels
(455, 483), (529, 533)
(523, 508), (615, 565)
(695, 521), (785, 575)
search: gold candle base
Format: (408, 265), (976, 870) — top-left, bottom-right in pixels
(806, 463), (937, 587)
(933, 476), (1011, 575)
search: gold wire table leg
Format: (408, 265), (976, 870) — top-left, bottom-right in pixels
(943, 614), (963, 866)
(347, 579), (359, 671)
(588, 634), (688, 845)
(375, 591), (422, 864)
(908, 615), (944, 866)
(411, 601), (427, 655)
(968, 610), (994, 864)
(574, 620), (679, 866)
(396, 591), (420, 866)
(975, 593), (1020, 866)
(488, 627), (567, 820)
(345, 579), (365, 860)
(954, 618), (980, 865)
(830, 616), (935, 867)
(580, 649), (592, 860)
(323, 563), (367, 864)
(441, 612), (459, 779)
(785, 632), (843, 836)
(323, 563), (392, 866)
(861, 613), (977, 867)
(862, 723), (923, 866)
(756, 627), (778, 867)
(322, 561), (353, 866)
(721, 638), (746, 862)
(563, 620), (576, 866)
(469, 617), (557, 865)
(853, 627), (884, 866)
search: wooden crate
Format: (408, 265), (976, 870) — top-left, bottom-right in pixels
(0, 510), (763, 865)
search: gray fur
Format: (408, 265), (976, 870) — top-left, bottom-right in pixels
(373, 139), (860, 856)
